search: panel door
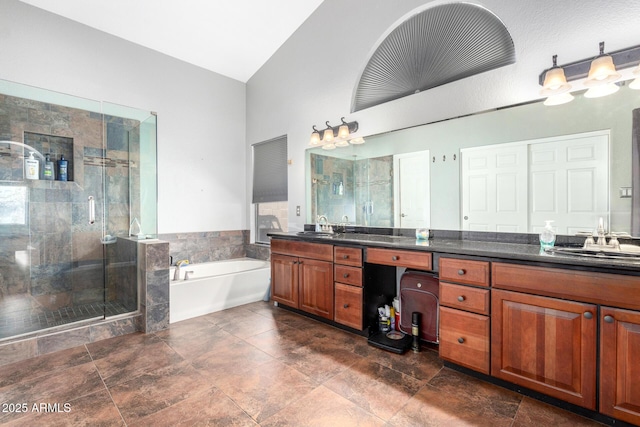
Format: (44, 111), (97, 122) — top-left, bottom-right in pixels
(299, 258), (334, 320)
(491, 289), (597, 409)
(461, 144), (528, 232)
(270, 253), (299, 308)
(393, 150), (430, 228)
(600, 306), (640, 425)
(529, 132), (609, 234)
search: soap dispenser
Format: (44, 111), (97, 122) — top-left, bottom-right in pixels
(25, 151), (39, 180)
(539, 220), (556, 249)
(43, 153), (55, 180)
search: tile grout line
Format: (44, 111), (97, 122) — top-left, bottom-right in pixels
(84, 343), (129, 427)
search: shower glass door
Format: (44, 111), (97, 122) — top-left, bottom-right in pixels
(0, 80), (155, 340)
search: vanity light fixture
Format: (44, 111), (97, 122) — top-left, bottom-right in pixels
(539, 42), (640, 105)
(540, 55), (573, 106)
(584, 42), (621, 87)
(309, 126), (321, 146)
(322, 121), (334, 144)
(308, 117), (361, 148)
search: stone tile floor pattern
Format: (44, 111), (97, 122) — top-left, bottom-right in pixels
(0, 301), (606, 426)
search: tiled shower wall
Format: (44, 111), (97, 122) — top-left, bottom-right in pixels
(309, 152), (394, 227)
(159, 230), (271, 263)
(355, 156), (394, 227)
(0, 93), (140, 309)
(310, 153), (356, 224)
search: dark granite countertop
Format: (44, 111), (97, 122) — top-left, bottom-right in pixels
(267, 231), (640, 274)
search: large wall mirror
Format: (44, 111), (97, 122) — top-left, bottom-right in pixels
(306, 84), (640, 236)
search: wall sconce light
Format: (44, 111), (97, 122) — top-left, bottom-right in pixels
(584, 42), (621, 86)
(309, 126), (321, 146)
(309, 117), (362, 148)
(539, 42), (640, 105)
(540, 55), (573, 106)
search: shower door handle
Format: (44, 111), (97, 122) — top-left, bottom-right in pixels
(88, 196), (95, 224)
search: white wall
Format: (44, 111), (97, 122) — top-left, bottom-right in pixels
(246, 0), (640, 231)
(0, 0), (247, 234)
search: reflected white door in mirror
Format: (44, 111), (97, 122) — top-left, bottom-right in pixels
(393, 150), (430, 228)
(461, 131), (609, 234)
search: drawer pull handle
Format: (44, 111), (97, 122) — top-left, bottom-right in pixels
(343, 304), (349, 308)
(457, 337), (465, 344)
(458, 269), (466, 275)
(343, 273), (349, 278)
(583, 311), (593, 319)
(343, 255), (349, 259)
(417, 282), (422, 288)
(392, 256), (399, 261)
(457, 295), (465, 302)
(604, 315), (615, 323)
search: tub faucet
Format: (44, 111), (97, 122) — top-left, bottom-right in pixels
(173, 259), (190, 281)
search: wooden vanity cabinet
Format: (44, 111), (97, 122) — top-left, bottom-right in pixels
(270, 240), (334, 320)
(334, 246), (364, 330)
(492, 288), (597, 409)
(438, 257), (491, 374)
(600, 306), (640, 425)
(366, 247), (432, 270)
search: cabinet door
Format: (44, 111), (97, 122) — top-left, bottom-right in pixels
(335, 283), (363, 330)
(271, 253), (299, 308)
(600, 306), (640, 425)
(491, 289), (597, 409)
(299, 258), (334, 320)
(439, 306), (490, 374)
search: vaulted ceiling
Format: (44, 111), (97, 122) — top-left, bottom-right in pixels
(19, 0), (325, 83)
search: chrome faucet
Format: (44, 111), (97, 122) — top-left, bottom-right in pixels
(183, 270), (194, 280)
(173, 259), (190, 281)
(316, 215), (333, 233)
(579, 217), (625, 251)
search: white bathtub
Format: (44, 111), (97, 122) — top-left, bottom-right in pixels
(170, 258), (271, 323)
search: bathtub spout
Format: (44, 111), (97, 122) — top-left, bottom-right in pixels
(184, 270), (194, 280)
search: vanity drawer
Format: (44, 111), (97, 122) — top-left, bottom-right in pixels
(334, 265), (362, 287)
(334, 246), (363, 267)
(271, 239), (333, 261)
(440, 258), (490, 287)
(440, 282), (490, 315)
(334, 283), (363, 330)
(439, 306), (490, 374)
(366, 248), (432, 270)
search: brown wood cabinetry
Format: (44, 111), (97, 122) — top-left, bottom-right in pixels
(333, 246), (364, 330)
(600, 306), (640, 425)
(270, 253), (299, 308)
(440, 258), (489, 287)
(366, 247), (432, 270)
(298, 258), (334, 319)
(334, 283), (363, 330)
(440, 306), (490, 373)
(271, 240), (334, 320)
(438, 257), (491, 374)
(491, 288), (597, 409)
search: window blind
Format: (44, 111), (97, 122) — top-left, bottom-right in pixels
(252, 135), (288, 203)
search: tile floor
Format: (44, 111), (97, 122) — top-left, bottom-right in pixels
(0, 301), (605, 426)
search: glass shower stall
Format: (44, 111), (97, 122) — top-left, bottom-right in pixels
(0, 79), (157, 340)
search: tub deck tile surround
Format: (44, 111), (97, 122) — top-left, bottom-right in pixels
(0, 301), (603, 426)
(139, 240), (170, 333)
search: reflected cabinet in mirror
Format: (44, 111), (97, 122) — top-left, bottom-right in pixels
(306, 85), (640, 236)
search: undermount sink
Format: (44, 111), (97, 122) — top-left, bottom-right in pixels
(545, 244), (640, 260)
